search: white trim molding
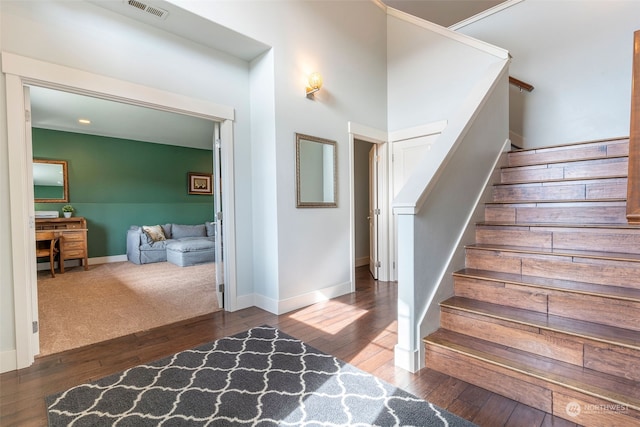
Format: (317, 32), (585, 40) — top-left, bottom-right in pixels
(449, 0), (524, 31)
(1, 52), (234, 122)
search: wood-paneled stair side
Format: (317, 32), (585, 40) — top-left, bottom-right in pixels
(423, 137), (640, 426)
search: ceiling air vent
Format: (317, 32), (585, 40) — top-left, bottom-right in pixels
(125, 0), (169, 20)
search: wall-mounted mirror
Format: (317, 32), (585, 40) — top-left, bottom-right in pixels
(296, 133), (337, 208)
(33, 159), (69, 203)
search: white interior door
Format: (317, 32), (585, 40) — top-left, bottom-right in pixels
(25, 85), (41, 356)
(369, 144), (379, 279)
(213, 122), (225, 309)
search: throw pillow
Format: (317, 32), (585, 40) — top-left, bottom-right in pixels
(142, 225), (166, 242)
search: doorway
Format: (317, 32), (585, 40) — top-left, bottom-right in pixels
(354, 139), (378, 278)
(5, 53), (237, 369)
(29, 85), (225, 356)
(349, 122), (390, 286)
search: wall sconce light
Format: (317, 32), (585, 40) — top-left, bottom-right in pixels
(306, 72), (323, 98)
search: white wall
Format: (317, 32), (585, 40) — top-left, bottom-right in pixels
(0, 0), (253, 363)
(249, 50), (279, 303)
(170, 1), (389, 311)
(387, 13), (500, 131)
(458, 0), (640, 148)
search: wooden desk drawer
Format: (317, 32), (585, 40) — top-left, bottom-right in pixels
(63, 241), (85, 251)
(62, 232), (85, 242)
(64, 249), (86, 259)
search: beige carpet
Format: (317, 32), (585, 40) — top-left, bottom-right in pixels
(37, 261), (219, 356)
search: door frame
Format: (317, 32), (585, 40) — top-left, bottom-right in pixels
(348, 122), (390, 286)
(3, 52), (238, 369)
(368, 143), (379, 279)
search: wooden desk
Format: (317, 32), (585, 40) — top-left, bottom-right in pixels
(35, 217), (88, 271)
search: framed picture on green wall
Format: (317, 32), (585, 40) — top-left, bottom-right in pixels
(188, 172), (213, 195)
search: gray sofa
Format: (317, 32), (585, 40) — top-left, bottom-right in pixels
(126, 222), (216, 267)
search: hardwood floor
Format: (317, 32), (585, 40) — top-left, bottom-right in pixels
(0, 266), (577, 427)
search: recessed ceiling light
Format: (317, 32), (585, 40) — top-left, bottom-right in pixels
(78, 118), (91, 125)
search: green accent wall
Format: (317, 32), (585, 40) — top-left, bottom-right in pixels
(33, 128), (214, 258)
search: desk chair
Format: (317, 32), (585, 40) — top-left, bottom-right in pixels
(36, 231), (63, 278)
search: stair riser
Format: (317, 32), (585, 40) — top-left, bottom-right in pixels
(441, 309), (585, 366)
(584, 343), (640, 382)
(549, 293), (640, 332)
(454, 276), (548, 313)
(507, 139), (629, 167)
(425, 343), (640, 425)
(492, 179), (627, 202)
(454, 276), (640, 326)
(475, 225), (640, 255)
(441, 308), (640, 378)
(553, 392), (639, 427)
(485, 204), (627, 224)
(465, 248), (640, 290)
(425, 344), (552, 412)
(501, 157), (628, 183)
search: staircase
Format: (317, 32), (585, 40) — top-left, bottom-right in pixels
(423, 137), (640, 426)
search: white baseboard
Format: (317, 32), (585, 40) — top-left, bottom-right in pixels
(37, 254), (128, 270)
(252, 294), (279, 315)
(240, 281), (353, 316)
(355, 257), (369, 267)
(0, 350), (17, 373)
(277, 281), (352, 315)
(89, 254), (127, 265)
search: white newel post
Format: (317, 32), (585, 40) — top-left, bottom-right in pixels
(394, 212), (420, 373)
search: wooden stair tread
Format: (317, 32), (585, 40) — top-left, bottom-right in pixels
(503, 154), (628, 169)
(508, 137), (629, 154)
(424, 328), (640, 411)
(499, 175), (628, 185)
(478, 221), (640, 229)
(486, 198), (626, 205)
(440, 296), (640, 351)
(495, 175), (627, 185)
(467, 243), (640, 263)
(454, 268), (640, 303)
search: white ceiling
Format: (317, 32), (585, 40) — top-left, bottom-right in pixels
(30, 0), (506, 149)
(384, 0), (506, 28)
(30, 86), (216, 150)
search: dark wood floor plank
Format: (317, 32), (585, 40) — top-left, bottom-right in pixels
(472, 394), (519, 427)
(0, 266), (566, 426)
(505, 403), (546, 427)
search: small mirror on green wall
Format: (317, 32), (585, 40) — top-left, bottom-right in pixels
(33, 159), (69, 203)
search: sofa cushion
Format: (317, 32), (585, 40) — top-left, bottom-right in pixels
(171, 224), (207, 239)
(142, 225), (166, 242)
(166, 238), (215, 252)
(139, 239), (172, 251)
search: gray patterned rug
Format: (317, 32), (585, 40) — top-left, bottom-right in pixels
(46, 326), (476, 426)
